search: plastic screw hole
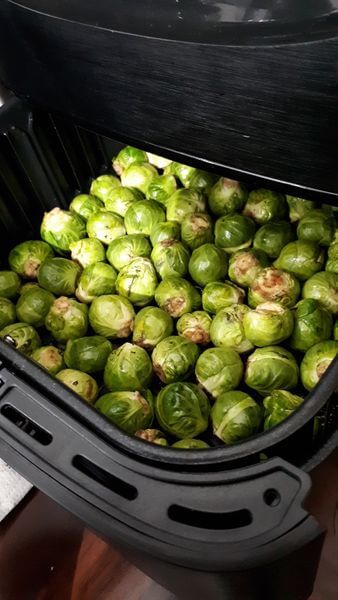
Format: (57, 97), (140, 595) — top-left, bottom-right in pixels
(263, 488), (281, 507)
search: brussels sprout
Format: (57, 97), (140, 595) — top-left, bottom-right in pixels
(326, 241), (338, 274)
(151, 240), (189, 280)
(8, 241), (54, 279)
(113, 146), (148, 175)
(106, 234), (151, 271)
(19, 283), (40, 296)
(172, 439), (209, 449)
(38, 258), (81, 296)
(155, 382), (210, 439)
(104, 342), (153, 391)
(121, 162), (158, 194)
(104, 187), (143, 217)
(187, 170), (217, 194)
(16, 286), (55, 327)
(87, 210), (125, 245)
(90, 174), (121, 201)
(135, 428), (168, 446)
(146, 152), (172, 169)
(124, 199), (165, 236)
(56, 369), (98, 403)
(245, 346), (299, 395)
(248, 267), (300, 308)
(40, 207), (86, 253)
(215, 214), (255, 253)
(0, 271), (21, 299)
(300, 340), (338, 390)
(45, 297), (88, 343)
(95, 390), (153, 434)
(70, 238), (106, 268)
(155, 277), (201, 317)
(302, 271), (338, 315)
(263, 390), (304, 430)
(228, 249), (269, 288)
(253, 221), (294, 259)
(334, 319), (338, 340)
(69, 194), (104, 221)
(243, 189), (286, 224)
(0, 298), (16, 330)
(195, 347), (243, 398)
(297, 209), (334, 247)
(181, 213), (213, 249)
(152, 335), (199, 383)
(177, 311), (212, 345)
(286, 196), (316, 222)
(0, 322), (41, 355)
(150, 222), (181, 246)
(243, 302), (294, 347)
(132, 306), (173, 349)
(211, 391), (262, 444)
(89, 294), (135, 339)
(166, 162), (197, 187)
(31, 345), (64, 375)
(208, 177), (247, 216)
(116, 258), (157, 306)
(146, 174), (177, 205)
(290, 299), (332, 352)
(64, 336), (112, 373)
(75, 262), (117, 303)
(210, 305), (254, 353)
(188, 244), (228, 286)
(202, 281), (245, 314)
(274, 240), (324, 281)
(166, 189), (206, 222)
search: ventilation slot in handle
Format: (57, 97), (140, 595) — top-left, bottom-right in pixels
(0, 403), (52, 446)
(168, 504), (252, 530)
(73, 455), (138, 501)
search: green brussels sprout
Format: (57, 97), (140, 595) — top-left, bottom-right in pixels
(302, 271), (338, 315)
(16, 286), (55, 327)
(132, 306), (173, 349)
(69, 194), (104, 221)
(45, 297), (88, 343)
(274, 240), (324, 281)
(243, 189), (286, 224)
(8, 241), (54, 279)
(89, 294), (135, 339)
(116, 257), (157, 306)
(31, 345), (64, 375)
(297, 209), (334, 247)
(95, 390), (153, 434)
(56, 369), (98, 403)
(195, 347), (243, 398)
(19, 282), (40, 296)
(0, 298), (16, 330)
(286, 196), (316, 222)
(187, 170), (217, 194)
(121, 162), (158, 194)
(146, 174), (177, 205)
(75, 262), (117, 303)
(124, 199), (165, 236)
(86, 210), (125, 245)
(264, 390), (304, 430)
(135, 428), (168, 446)
(253, 221), (294, 259)
(245, 346), (299, 395)
(166, 189), (206, 222)
(106, 234), (151, 271)
(104, 187), (143, 217)
(146, 152), (172, 169)
(181, 213), (213, 249)
(0, 271), (21, 299)
(228, 249), (269, 288)
(290, 299), (332, 352)
(64, 335), (112, 373)
(37, 258), (81, 296)
(214, 214), (255, 253)
(152, 335), (199, 383)
(104, 342), (153, 391)
(70, 238), (106, 268)
(90, 174), (121, 202)
(165, 162), (197, 187)
(188, 244), (228, 286)
(40, 208), (86, 253)
(248, 267), (300, 308)
(210, 305), (253, 353)
(155, 277), (201, 317)
(243, 302), (294, 347)
(300, 340), (338, 390)
(208, 177), (247, 216)
(155, 382), (210, 439)
(151, 240), (189, 280)
(0, 322), (41, 355)
(202, 281), (245, 314)
(113, 146), (148, 176)
(177, 311), (212, 345)
(211, 391), (262, 444)
(172, 439), (209, 449)
(150, 222), (181, 246)
(326, 241), (338, 274)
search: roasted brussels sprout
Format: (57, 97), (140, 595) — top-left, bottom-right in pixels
(0, 298), (16, 330)
(87, 210), (125, 245)
(106, 234), (151, 271)
(70, 238), (106, 268)
(243, 302), (294, 347)
(286, 196), (316, 222)
(248, 267), (300, 308)
(135, 428), (168, 446)
(146, 152), (172, 169)
(152, 335), (199, 383)
(214, 214), (255, 253)
(243, 189), (286, 224)
(300, 340), (338, 390)
(9, 241), (54, 279)
(56, 369), (98, 403)
(104, 186), (143, 217)
(0, 271), (21, 299)
(31, 345), (64, 375)
(155, 277), (201, 317)
(104, 342), (153, 391)
(211, 391), (261, 444)
(302, 271), (338, 315)
(253, 221), (294, 259)
(297, 209), (334, 247)
(228, 249), (269, 287)
(177, 311), (212, 345)
(95, 390), (153, 434)
(290, 299), (332, 352)
(132, 306), (173, 349)
(172, 439), (209, 449)
(16, 286), (55, 327)
(121, 162), (158, 194)
(89, 294), (135, 339)
(166, 189), (206, 222)
(181, 213), (213, 249)
(155, 382), (210, 439)
(40, 207), (86, 253)
(150, 222), (181, 246)
(90, 174), (121, 201)
(210, 305), (253, 353)
(124, 199), (165, 236)
(38, 258), (81, 296)
(146, 174), (177, 205)
(188, 244), (228, 286)
(113, 146), (148, 175)
(0, 322), (41, 355)
(245, 346), (299, 395)
(64, 336), (112, 373)
(69, 194), (104, 221)
(195, 347), (243, 398)
(274, 240), (324, 281)
(45, 297), (88, 343)
(116, 257), (157, 306)
(326, 241), (338, 274)
(75, 262), (117, 303)
(202, 281), (245, 314)
(264, 390), (303, 430)
(151, 240), (190, 279)
(208, 177), (247, 216)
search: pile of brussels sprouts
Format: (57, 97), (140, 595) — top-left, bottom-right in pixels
(0, 145), (337, 451)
